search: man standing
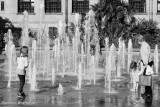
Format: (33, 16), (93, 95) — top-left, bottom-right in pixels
(138, 35), (151, 66)
(138, 35), (152, 97)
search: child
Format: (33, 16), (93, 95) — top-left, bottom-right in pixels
(130, 59), (140, 91)
(16, 46), (28, 98)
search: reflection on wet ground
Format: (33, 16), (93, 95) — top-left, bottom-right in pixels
(0, 75), (160, 107)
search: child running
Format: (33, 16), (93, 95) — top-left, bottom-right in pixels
(16, 46), (28, 98)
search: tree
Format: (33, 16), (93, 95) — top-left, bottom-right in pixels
(130, 19), (160, 48)
(0, 16), (22, 47)
(91, 0), (136, 47)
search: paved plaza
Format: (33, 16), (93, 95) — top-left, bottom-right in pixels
(0, 74), (160, 107)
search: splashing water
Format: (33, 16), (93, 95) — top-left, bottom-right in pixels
(154, 44), (159, 74)
(105, 37), (109, 88)
(52, 45), (55, 85)
(128, 39), (133, 73)
(117, 37), (123, 77)
(105, 44), (117, 93)
(21, 10), (30, 47)
(78, 63), (82, 89)
(6, 29), (17, 88)
(30, 39), (38, 91)
(58, 84), (64, 95)
(122, 40), (126, 72)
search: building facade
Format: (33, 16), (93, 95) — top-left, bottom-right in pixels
(0, 0), (160, 29)
(0, 0), (99, 29)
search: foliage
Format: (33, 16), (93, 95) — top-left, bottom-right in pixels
(91, 0), (160, 48)
(91, 0), (136, 47)
(130, 19), (160, 48)
(0, 16), (22, 47)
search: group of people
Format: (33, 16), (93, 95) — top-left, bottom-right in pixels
(130, 35), (154, 98)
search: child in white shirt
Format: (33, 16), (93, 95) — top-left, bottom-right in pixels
(130, 60), (140, 91)
(17, 46), (28, 98)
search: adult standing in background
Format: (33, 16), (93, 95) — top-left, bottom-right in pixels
(138, 35), (151, 66)
(138, 35), (153, 97)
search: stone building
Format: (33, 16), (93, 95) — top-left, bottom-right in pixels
(0, 0), (99, 29)
(0, 0), (160, 29)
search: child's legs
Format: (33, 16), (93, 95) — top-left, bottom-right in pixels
(18, 75), (25, 93)
(133, 80), (136, 89)
(135, 82), (138, 90)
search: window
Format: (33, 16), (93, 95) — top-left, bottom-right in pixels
(158, 0), (160, 13)
(72, 0), (89, 13)
(45, 0), (61, 13)
(129, 0), (146, 13)
(49, 27), (58, 39)
(18, 0), (34, 13)
(1, 1), (4, 11)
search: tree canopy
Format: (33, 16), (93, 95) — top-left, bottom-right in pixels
(0, 16), (22, 47)
(91, 0), (160, 48)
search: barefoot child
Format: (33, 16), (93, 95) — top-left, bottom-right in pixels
(17, 46), (28, 98)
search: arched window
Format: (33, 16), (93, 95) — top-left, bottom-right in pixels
(18, 0), (34, 13)
(49, 27), (58, 40)
(72, 0), (89, 13)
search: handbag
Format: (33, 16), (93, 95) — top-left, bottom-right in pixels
(139, 75), (152, 86)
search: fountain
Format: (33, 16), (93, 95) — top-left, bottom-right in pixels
(52, 45), (55, 85)
(77, 63), (82, 89)
(30, 39), (38, 91)
(104, 43), (117, 93)
(117, 37), (123, 77)
(30, 4), (47, 91)
(90, 54), (95, 84)
(83, 9), (100, 82)
(122, 40), (126, 72)
(36, 4), (51, 77)
(154, 44), (159, 75)
(54, 38), (60, 75)
(5, 29), (17, 88)
(20, 10), (30, 47)
(58, 84), (64, 95)
(58, 20), (66, 77)
(1, 3), (160, 106)
(105, 37), (109, 88)
(128, 39), (133, 73)
(28, 58), (32, 84)
(74, 13), (81, 74)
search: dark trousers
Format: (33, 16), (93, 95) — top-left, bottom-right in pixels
(145, 86), (152, 96)
(18, 75), (25, 93)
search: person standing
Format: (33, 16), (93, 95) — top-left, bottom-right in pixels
(138, 35), (153, 97)
(16, 46), (28, 98)
(138, 35), (151, 66)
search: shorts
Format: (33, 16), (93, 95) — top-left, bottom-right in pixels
(17, 68), (25, 75)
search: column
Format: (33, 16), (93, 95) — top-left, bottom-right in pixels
(65, 0), (68, 33)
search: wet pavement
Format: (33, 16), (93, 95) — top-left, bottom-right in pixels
(0, 75), (160, 107)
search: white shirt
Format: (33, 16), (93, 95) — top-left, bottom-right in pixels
(17, 57), (28, 70)
(138, 65), (154, 76)
(146, 65), (154, 75)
